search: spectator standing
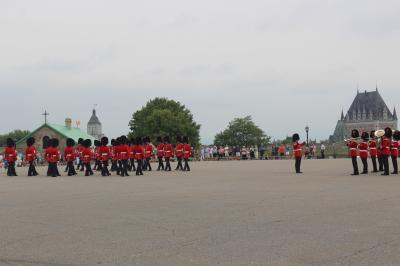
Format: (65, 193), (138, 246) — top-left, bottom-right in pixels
(320, 144), (326, 159)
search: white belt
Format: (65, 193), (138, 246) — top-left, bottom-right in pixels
(349, 148), (357, 150)
(84, 155), (90, 158)
(359, 150), (368, 152)
(392, 148), (398, 150)
(294, 149), (302, 152)
(135, 153), (142, 155)
(121, 152), (127, 154)
(102, 153), (108, 156)
(370, 148), (376, 150)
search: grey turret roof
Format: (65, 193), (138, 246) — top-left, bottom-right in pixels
(88, 109), (101, 125)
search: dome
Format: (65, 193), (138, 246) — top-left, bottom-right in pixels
(88, 109), (101, 125)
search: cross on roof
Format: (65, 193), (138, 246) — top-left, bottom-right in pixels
(42, 110), (50, 124)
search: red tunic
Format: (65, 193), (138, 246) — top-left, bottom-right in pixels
(369, 140), (377, 156)
(156, 143), (164, 157)
(82, 148), (93, 163)
(144, 145), (153, 159)
(175, 143), (184, 158)
(4, 147), (17, 162)
(77, 145), (84, 159)
(292, 142), (304, 158)
(381, 138), (391, 156)
(25, 146), (36, 162)
(164, 144), (174, 158)
(119, 144), (130, 160)
(129, 145), (136, 159)
(135, 145), (145, 160)
(183, 144), (192, 159)
(391, 140), (399, 157)
(111, 146), (118, 161)
(347, 140), (358, 157)
(64, 147), (76, 162)
(48, 148), (60, 163)
(99, 146), (111, 161)
(358, 142), (369, 159)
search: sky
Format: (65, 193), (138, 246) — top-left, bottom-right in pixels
(1, 0), (399, 144)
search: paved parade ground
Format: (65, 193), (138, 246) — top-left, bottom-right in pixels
(1, 159), (400, 266)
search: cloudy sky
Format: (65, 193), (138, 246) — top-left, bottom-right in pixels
(1, 0), (399, 143)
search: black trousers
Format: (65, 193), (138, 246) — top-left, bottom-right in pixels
(295, 157), (302, 173)
(101, 161), (111, 176)
(120, 160), (129, 176)
(145, 158), (152, 171)
(7, 161), (17, 176)
(67, 161), (77, 176)
(48, 163), (60, 177)
(111, 161), (117, 172)
(361, 157), (368, 174)
(183, 158), (190, 171)
(129, 158), (136, 171)
(378, 155), (384, 171)
(28, 161), (38, 176)
(117, 161), (123, 175)
(85, 162), (94, 176)
(136, 159), (143, 175)
(157, 157), (164, 170)
(351, 156), (359, 175)
(382, 155), (389, 175)
(165, 157), (171, 171)
(176, 157), (183, 170)
(391, 156), (398, 174)
(371, 155), (378, 172)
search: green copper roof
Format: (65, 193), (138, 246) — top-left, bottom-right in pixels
(16, 123), (96, 146)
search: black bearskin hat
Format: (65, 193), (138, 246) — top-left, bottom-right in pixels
(136, 136), (143, 145)
(120, 135), (127, 144)
(361, 132), (369, 141)
(6, 138), (15, 148)
(176, 135), (182, 143)
(292, 133), (300, 142)
(393, 130), (400, 141)
(94, 140), (101, 147)
(78, 138), (84, 145)
(66, 138), (75, 147)
(156, 136), (162, 143)
(351, 129), (360, 138)
(26, 137), (35, 147)
(101, 137), (109, 146)
(51, 138), (59, 148)
(84, 139), (92, 148)
(164, 136), (170, 143)
(183, 136), (189, 143)
(111, 139), (117, 146)
(370, 130), (375, 139)
(144, 136), (150, 143)
(384, 127), (392, 138)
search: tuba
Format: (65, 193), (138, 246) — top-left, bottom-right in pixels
(374, 129), (385, 139)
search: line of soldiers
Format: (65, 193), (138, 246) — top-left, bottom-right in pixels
(3, 135), (193, 177)
(346, 128), (399, 176)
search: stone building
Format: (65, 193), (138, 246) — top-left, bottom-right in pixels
(330, 89), (397, 142)
(87, 109), (103, 140)
(16, 119), (95, 155)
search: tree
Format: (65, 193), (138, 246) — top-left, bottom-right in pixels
(214, 116), (270, 147)
(0, 130), (31, 146)
(129, 98), (201, 147)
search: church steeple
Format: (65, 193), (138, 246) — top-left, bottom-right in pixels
(394, 107), (398, 120)
(341, 109), (344, 120)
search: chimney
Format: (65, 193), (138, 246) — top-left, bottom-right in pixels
(65, 118), (72, 129)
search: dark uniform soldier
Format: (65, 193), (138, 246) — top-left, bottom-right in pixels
(380, 127), (392, 176)
(156, 137), (165, 171)
(346, 129), (360, 176)
(391, 130), (399, 174)
(292, 133), (305, 174)
(183, 136), (192, 171)
(369, 131), (378, 173)
(134, 137), (145, 176)
(175, 136), (184, 171)
(359, 132), (369, 174)
(64, 138), (77, 176)
(164, 136), (173, 172)
(4, 138), (18, 176)
(99, 137), (111, 176)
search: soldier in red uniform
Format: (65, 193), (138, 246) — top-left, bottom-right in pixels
(369, 131), (378, 173)
(380, 127), (392, 176)
(76, 138), (85, 171)
(25, 137), (38, 176)
(164, 136), (173, 172)
(346, 129), (360, 176)
(144, 136), (153, 171)
(292, 133), (305, 174)
(93, 140), (102, 172)
(129, 138), (136, 172)
(4, 138), (18, 176)
(64, 138), (77, 176)
(134, 137), (145, 176)
(110, 139), (118, 172)
(116, 137), (123, 176)
(183, 136), (192, 171)
(99, 137), (111, 176)
(156, 137), (165, 171)
(391, 130), (399, 174)
(82, 139), (94, 176)
(119, 135), (130, 177)
(47, 138), (61, 177)
(175, 136), (184, 171)
(359, 132), (369, 174)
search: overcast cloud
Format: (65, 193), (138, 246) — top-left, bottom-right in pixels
(1, 0), (399, 143)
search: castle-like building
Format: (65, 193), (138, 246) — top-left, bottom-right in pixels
(330, 89), (397, 142)
(87, 109), (103, 140)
